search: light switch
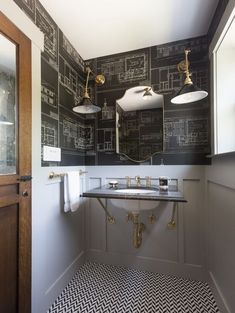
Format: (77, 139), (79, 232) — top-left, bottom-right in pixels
(43, 146), (61, 162)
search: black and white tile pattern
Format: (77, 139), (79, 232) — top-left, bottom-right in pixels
(48, 262), (219, 313)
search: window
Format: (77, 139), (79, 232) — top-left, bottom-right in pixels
(211, 5), (235, 154)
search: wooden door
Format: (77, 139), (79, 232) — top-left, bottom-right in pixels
(0, 12), (31, 313)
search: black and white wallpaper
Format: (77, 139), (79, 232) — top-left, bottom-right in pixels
(14, 0), (227, 166)
(14, 0), (90, 166)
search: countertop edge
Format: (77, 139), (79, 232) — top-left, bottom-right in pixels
(82, 188), (187, 203)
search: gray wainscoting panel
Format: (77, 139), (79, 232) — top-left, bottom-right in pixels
(205, 154), (235, 313)
(183, 179), (204, 266)
(207, 180), (235, 313)
(88, 198), (107, 251)
(87, 177), (107, 251)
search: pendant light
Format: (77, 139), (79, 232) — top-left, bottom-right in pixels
(73, 67), (105, 114)
(171, 49), (208, 104)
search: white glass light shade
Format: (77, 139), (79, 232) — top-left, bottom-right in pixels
(171, 84), (208, 104)
(72, 97), (101, 114)
(73, 104), (101, 114)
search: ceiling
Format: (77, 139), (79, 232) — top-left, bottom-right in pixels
(39, 0), (219, 60)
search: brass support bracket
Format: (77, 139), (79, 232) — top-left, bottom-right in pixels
(167, 202), (178, 229)
(96, 198), (115, 224)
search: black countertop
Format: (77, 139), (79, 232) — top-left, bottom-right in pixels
(83, 185), (186, 203)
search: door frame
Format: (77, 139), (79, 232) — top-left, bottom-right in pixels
(0, 12), (32, 313)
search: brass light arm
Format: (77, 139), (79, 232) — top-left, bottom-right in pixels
(184, 49), (193, 85)
(83, 67), (92, 99)
(177, 49), (193, 85)
(85, 66), (105, 91)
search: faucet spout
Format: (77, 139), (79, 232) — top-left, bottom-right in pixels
(135, 175), (141, 187)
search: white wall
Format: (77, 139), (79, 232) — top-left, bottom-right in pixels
(85, 165), (207, 281)
(0, 2), (86, 312)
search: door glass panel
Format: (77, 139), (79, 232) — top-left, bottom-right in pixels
(0, 33), (17, 175)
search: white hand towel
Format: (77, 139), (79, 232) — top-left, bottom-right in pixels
(63, 174), (70, 213)
(63, 171), (81, 212)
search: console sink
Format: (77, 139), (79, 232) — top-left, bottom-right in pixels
(115, 188), (157, 194)
(83, 185), (186, 213)
(82, 185), (186, 214)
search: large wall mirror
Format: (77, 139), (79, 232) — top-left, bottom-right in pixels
(116, 86), (164, 162)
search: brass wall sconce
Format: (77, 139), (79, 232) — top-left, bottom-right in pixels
(73, 67), (105, 114)
(171, 49), (208, 104)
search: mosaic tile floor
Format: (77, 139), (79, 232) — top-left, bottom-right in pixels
(48, 262), (219, 313)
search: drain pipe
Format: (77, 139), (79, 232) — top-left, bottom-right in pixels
(127, 213), (146, 248)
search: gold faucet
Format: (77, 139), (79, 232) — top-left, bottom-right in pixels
(135, 175), (141, 187)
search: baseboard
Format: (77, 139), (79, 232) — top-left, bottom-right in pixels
(207, 271), (231, 313)
(44, 250), (85, 311)
(86, 249), (206, 281)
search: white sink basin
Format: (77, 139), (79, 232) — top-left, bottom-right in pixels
(110, 188), (160, 212)
(115, 188), (157, 194)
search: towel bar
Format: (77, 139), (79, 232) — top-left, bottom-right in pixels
(49, 170), (88, 179)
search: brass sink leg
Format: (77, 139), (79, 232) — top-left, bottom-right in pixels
(167, 202), (178, 229)
(127, 213), (146, 248)
(96, 198), (115, 224)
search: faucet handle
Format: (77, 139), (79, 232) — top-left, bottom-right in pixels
(125, 176), (131, 187)
(135, 175), (141, 187)
(145, 176), (151, 187)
